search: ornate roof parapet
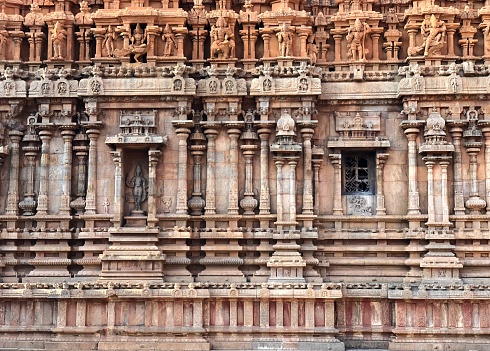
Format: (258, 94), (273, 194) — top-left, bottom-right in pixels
(197, 66), (247, 97)
(0, 67), (26, 98)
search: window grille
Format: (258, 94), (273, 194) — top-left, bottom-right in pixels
(343, 154), (374, 194)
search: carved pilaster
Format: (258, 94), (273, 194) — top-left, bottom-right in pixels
(148, 149), (161, 226)
(59, 128), (76, 215)
(84, 126), (101, 214)
(257, 126), (272, 215)
(36, 129), (53, 215)
(175, 128), (190, 215)
(300, 127), (314, 215)
(329, 154), (343, 216)
(227, 126), (241, 215)
(448, 122), (467, 215)
(376, 153), (388, 215)
(110, 149), (123, 227)
(204, 127), (218, 216)
(6, 131), (23, 215)
(189, 125), (206, 216)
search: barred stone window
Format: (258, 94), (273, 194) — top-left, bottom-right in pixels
(343, 153), (375, 195)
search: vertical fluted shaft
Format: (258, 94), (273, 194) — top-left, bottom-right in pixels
(176, 128), (190, 214)
(426, 161), (435, 223)
(85, 128), (100, 214)
(227, 128), (241, 215)
(483, 128), (490, 211)
(148, 149), (161, 225)
(204, 128), (218, 215)
(329, 154), (343, 215)
(275, 160), (284, 224)
(376, 154), (388, 215)
(405, 129), (421, 215)
(258, 128), (271, 215)
(59, 129), (76, 215)
(449, 125), (466, 215)
(6, 131), (23, 215)
(289, 160), (298, 226)
(440, 161), (450, 224)
(36, 129), (52, 215)
(301, 128), (314, 215)
(110, 150), (122, 226)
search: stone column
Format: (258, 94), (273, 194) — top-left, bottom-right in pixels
(240, 144), (258, 214)
(175, 128), (190, 214)
(36, 129), (53, 215)
(329, 154), (343, 215)
(440, 161), (450, 223)
(289, 159), (298, 226)
(403, 126), (421, 215)
(425, 160), (435, 224)
(332, 34), (342, 62)
(148, 149), (161, 226)
(258, 127), (271, 215)
(6, 131), (23, 215)
(448, 122), (466, 215)
(188, 127), (206, 215)
(275, 160), (284, 225)
(376, 153), (388, 215)
(300, 127), (314, 215)
(70, 144), (88, 214)
(312, 158), (322, 215)
(19, 146), (39, 216)
(204, 128), (218, 215)
(482, 124), (490, 211)
(227, 126), (241, 215)
(85, 127), (100, 214)
(371, 33), (380, 61)
(110, 149), (123, 227)
(59, 128), (76, 215)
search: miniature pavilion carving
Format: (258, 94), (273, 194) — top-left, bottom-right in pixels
(1, 0), (490, 349)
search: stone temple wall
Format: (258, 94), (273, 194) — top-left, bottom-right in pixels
(1, 0), (490, 350)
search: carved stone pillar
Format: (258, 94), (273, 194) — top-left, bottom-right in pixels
(36, 129), (53, 215)
(481, 122), (490, 211)
(148, 149), (161, 226)
(19, 146), (39, 216)
(448, 122), (466, 215)
(59, 128), (76, 215)
(376, 153), (388, 215)
(440, 161), (450, 223)
(92, 29), (105, 58)
(71, 142), (88, 214)
(275, 159), (284, 225)
(6, 130), (23, 215)
(85, 127), (101, 214)
(227, 126), (241, 215)
(175, 128), (190, 215)
(425, 160), (435, 224)
(312, 147), (324, 215)
(240, 120), (258, 215)
(259, 29), (273, 59)
(288, 159), (298, 225)
(110, 149), (123, 227)
(188, 126), (206, 215)
(258, 126), (271, 215)
(174, 27), (187, 58)
(204, 127), (218, 215)
(329, 154), (343, 215)
(300, 127), (314, 215)
(332, 33), (342, 62)
(402, 123), (423, 215)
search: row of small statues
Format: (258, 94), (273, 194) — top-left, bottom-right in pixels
(19, 0), (490, 62)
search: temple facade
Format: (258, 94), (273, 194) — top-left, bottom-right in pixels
(0, 0), (490, 350)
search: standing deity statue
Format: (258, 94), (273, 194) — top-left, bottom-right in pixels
(408, 14), (446, 57)
(103, 25), (117, 57)
(346, 18), (370, 61)
(0, 33), (7, 57)
(162, 24), (177, 57)
(51, 21), (67, 59)
(308, 42), (318, 65)
(127, 164), (148, 212)
(276, 22), (294, 57)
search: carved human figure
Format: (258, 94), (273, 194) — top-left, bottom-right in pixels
(127, 164), (147, 212)
(210, 16), (235, 59)
(346, 18), (370, 61)
(132, 24), (146, 46)
(420, 15), (446, 56)
(162, 24), (177, 57)
(51, 21), (67, 59)
(103, 25), (117, 57)
(276, 22), (294, 57)
(409, 14), (446, 57)
(308, 42), (318, 65)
